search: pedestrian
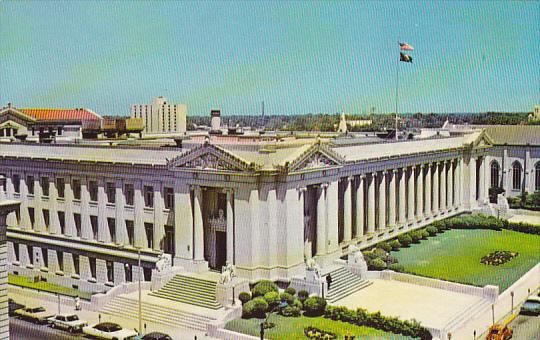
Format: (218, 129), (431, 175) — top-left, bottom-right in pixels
(75, 295), (81, 311)
(326, 274), (333, 290)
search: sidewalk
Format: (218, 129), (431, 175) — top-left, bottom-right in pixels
(9, 286), (219, 340)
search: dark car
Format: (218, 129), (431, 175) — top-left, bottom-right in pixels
(139, 332), (173, 340)
(8, 299), (25, 317)
(519, 297), (540, 316)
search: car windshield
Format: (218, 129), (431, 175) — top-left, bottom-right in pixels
(66, 315), (79, 321)
(96, 323), (122, 332)
(31, 307), (45, 313)
(523, 301), (540, 308)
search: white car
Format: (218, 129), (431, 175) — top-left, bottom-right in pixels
(82, 322), (138, 340)
(48, 313), (87, 333)
(14, 306), (54, 324)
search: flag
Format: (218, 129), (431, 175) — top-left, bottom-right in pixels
(400, 52), (413, 63)
(399, 42), (414, 51)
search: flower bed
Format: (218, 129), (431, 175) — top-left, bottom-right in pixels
(304, 326), (337, 339)
(480, 250), (518, 266)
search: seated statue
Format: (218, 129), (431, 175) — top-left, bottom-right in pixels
(219, 261), (237, 284)
(155, 252), (172, 272)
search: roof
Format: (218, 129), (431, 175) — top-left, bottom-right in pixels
(484, 125), (540, 146)
(20, 108), (102, 122)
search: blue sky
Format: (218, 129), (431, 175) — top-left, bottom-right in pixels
(1, 1), (538, 116)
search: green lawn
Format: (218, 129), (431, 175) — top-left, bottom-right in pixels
(392, 229), (540, 291)
(226, 314), (413, 339)
(9, 274), (93, 300)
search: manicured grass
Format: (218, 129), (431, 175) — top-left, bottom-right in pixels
(225, 314), (413, 339)
(392, 229), (540, 291)
(9, 274), (93, 300)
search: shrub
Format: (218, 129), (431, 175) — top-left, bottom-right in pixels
(251, 280), (279, 298)
(384, 255), (398, 265)
(304, 326), (337, 339)
(363, 250), (379, 261)
(425, 226), (438, 236)
(419, 229), (430, 239)
(376, 241), (392, 252)
(280, 292), (295, 305)
(280, 305), (301, 317)
(238, 291), (251, 305)
(372, 248), (388, 258)
(368, 258), (387, 271)
(263, 291), (280, 309)
(303, 296), (327, 316)
(285, 287), (296, 296)
(389, 239), (401, 251)
(292, 298), (303, 310)
(388, 263), (405, 272)
(409, 231), (422, 243)
(242, 297), (268, 318)
(505, 221), (540, 235)
(298, 290), (309, 302)
(397, 234), (412, 247)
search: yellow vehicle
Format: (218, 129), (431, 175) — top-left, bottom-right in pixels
(486, 314), (516, 340)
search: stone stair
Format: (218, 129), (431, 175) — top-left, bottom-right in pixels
(100, 295), (216, 332)
(148, 274), (222, 309)
(323, 266), (373, 303)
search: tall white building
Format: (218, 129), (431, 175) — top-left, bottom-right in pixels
(131, 97), (187, 134)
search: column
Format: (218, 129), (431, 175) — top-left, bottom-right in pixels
(49, 177), (60, 234)
(134, 182), (147, 247)
(343, 177), (352, 242)
(354, 175), (365, 237)
(407, 166), (415, 223)
(440, 162), (447, 211)
(174, 184), (193, 261)
(416, 165), (424, 220)
(316, 184), (327, 255)
(478, 157), (486, 203)
(19, 177), (30, 229)
(367, 174), (376, 233)
(326, 181), (339, 253)
(115, 180), (128, 244)
(387, 170), (397, 228)
(453, 159), (460, 208)
(97, 181), (110, 242)
(193, 186), (204, 261)
(226, 189), (234, 264)
(64, 177), (76, 237)
(432, 163), (440, 215)
(447, 161), (454, 209)
(34, 176), (45, 231)
(153, 184), (164, 251)
(424, 164), (432, 217)
(470, 157), (478, 206)
(81, 179), (93, 240)
(398, 169), (407, 225)
(377, 171), (386, 230)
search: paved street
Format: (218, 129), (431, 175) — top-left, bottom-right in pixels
(509, 315), (540, 340)
(10, 318), (84, 340)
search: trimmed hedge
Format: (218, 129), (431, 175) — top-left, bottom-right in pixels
(325, 306), (432, 340)
(242, 297), (268, 319)
(239, 291), (251, 305)
(264, 291), (280, 309)
(251, 280), (279, 298)
(285, 287), (296, 296)
(397, 234), (412, 247)
(298, 290), (309, 302)
(303, 296), (327, 317)
(504, 220), (540, 235)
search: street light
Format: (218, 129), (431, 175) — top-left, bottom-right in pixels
(260, 301), (288, 340)
(491, 304), (495, 325)
(510, 291), (514, 312)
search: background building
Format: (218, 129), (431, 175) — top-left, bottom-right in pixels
(131, 97), (187, 135)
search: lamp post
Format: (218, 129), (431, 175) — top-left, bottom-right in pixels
(259, 301), (288, 340)
(137, 247), (142, 336)
(491, 304), (495, 325)
(510, 291), (514, 312)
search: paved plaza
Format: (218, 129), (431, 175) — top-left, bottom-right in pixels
(333, 279), (483, 330)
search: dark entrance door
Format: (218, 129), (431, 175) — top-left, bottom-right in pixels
(215, 231), (227, 270)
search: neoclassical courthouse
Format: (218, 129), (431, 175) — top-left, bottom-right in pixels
(0, 106), (539, 292)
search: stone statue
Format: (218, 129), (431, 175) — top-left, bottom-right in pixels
(347, 244), (364, 265)
(305, 257), (321, 280)
(219, 261), (237, 284)
(155, 252), (172, 273)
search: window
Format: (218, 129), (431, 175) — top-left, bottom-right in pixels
(90, 216), (98, 240)
(89, 180), (98, 202)
(144, 185), (154, 208)
(57, 127), (62, 136)
(27, 176), (35, 195)
(28, 245), (34, 265)
(126, 220), (134, 246)
(42, 248), (48, 268)
(28, 207), (35, 227)
(106, 182), (115, 203)
(106, 260), (114, 283)
(107, 218), (116, 244)
(58, 251), (64, 271)
(89, 257), (96, 279)
(164, 225), (175, 255)
(74, 213), (82, 237)
(536, 162), (540, 191)
(73, 254), (80, 275)
(125, 264), (133, 282)
(57, 178), (65, 198)
(164, 187), (174, 210)
(43, 209), (50, 231)
(512, 162), (522, 190)
(58, 211), (66, 234)
(125, 184), (134, 206)
(13, 243), (19, 262)
(41, 177), (49, 197)
(73, 179), (81, 200)
(490, 161), (500, 189)
(145, 223), (154, 249)
(13, 175), (21, 193)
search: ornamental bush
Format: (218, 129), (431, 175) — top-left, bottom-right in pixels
(292, 298), (303, 310)
(298, 290), (309, 303)
(372, 248), (388, 258)
(409, 231), (422, 243)
(238, 291), (251, 305)
(397, 234), (412, 247)
(388, 263), (405, 272)
(303, 296), (327, 317)
(263, 291), (280, 309)
(419, 229), (430, 239)
(376, 241), (392, 252)
(242, 297), (268, 319)
(285, 287), (296, 296)
(384, 255), (398, 265)
(280, 292), (295, 305)
(425, 226), (438, 236)
(389, 239), (401, 251)
(368, 258), (387, 271)
(280, 305), (301, 317)
(251, 280), (279, 298)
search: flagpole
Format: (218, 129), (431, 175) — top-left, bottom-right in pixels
(395, 39), (400, 141)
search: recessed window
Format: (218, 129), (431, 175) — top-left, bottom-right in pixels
(512, 162), (522, 190)
(144, 185), (154, 208)
(57, 178), (65, 198)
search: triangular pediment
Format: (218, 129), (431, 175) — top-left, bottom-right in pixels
(287, 142), (344, 172)
(473, 130), (494, 149)
(0, 107), (36, 124)
(167, 143), (257, 172)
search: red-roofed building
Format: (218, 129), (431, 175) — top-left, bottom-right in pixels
(19, 108), (102, 122)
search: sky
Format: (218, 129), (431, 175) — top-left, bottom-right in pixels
(1, 1), (539, 116)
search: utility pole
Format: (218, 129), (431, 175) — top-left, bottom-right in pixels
(138, 248), (142, 335)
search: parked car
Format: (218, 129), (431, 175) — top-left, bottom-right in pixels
(48, 313), (87, 333)
(82, 322), (138, 340)
(8, 299), (25, 317)
(14, 306), (54, 324)
(519, 296), (540, 316)
(136, 332), (173, 340)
